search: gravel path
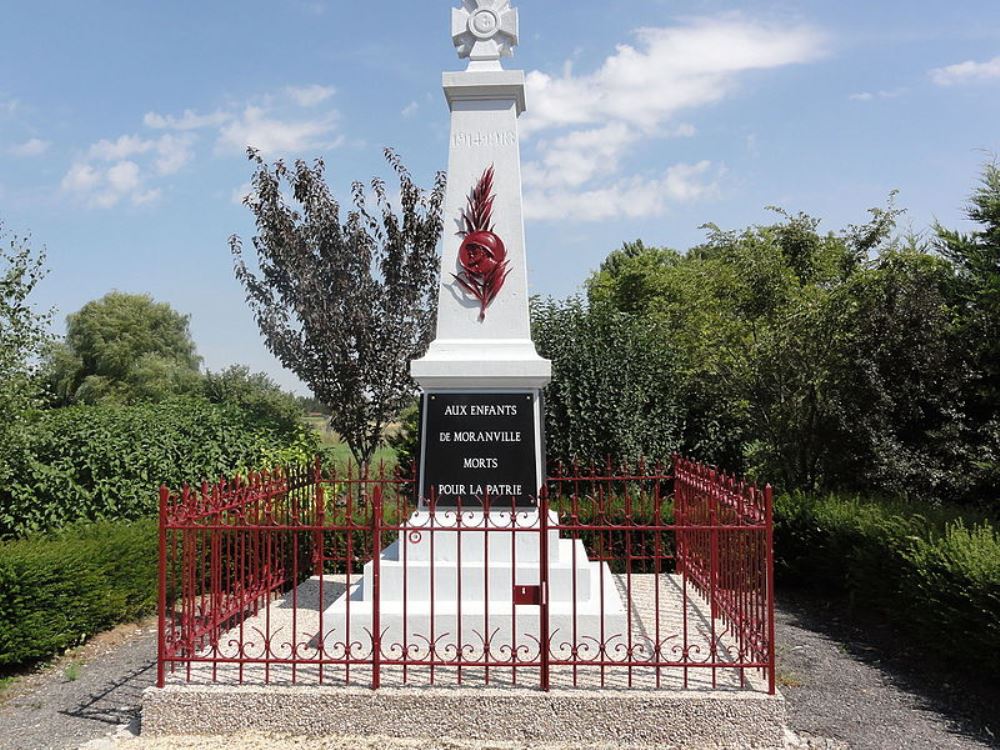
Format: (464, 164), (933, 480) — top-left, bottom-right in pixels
(0, 620), (156, 750)
(775, 591), (997, 750)
(1, 593), (996, 749)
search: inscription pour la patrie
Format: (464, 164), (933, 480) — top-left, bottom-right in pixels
(421, 392), (539, 508)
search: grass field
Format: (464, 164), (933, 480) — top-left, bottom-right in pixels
(304, 415), (399, 468)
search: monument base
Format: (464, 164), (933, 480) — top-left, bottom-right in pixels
(143, 685), (786, 749)
(320, 510), (628, 654)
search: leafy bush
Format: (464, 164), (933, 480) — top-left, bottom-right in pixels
(0, 520), (157, 667)
(774, 492), (1000, 675)
(0, 397), (318, 539)
(202, 365), (304, 434)
(0, 225), (51, 493)
(580, 177), (1000, 503)
(533, 297), (683, 466)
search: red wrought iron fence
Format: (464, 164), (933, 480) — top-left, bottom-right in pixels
(157, 455), (775, 693)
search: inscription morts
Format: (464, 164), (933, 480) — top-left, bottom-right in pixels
(420, 392), (539, 508)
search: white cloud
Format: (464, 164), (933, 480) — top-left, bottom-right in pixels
(525, 161), (718, 222)
(152, 134), (195, 175)
(9, 138), (50, 157)
(88, 134), (155, 161)
(522, 17), (825, 136)
(132, 188), (162, 205)
(62, 157), (162, 209)
(146, 85), (344, 159)
(524, 122), (637, 190)
(231, 182), (254, 205)
(518, 16), (821, 220)
(930, 55), (1000, 86)
(849, 88), (905, 101)
(106, 160), (141, 192)
(144, 109), (229, 130)
(62, 131), (193, 207)
(66, 85), (343, 209)
(61, 162), (101, 192)
(216, 105), (342, 155)
(401, 101), (419, 118)
(287, 84), (335, 107)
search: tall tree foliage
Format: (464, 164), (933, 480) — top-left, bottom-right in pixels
(0, 224), (51, 486)
(935, 161), (1000, 497)
(43, 291), (201, 405)
(533, 297), (682, 466)
(574, 189), (997, 502)
(231, 149), (446, 467)
(202, 365), (303, 435)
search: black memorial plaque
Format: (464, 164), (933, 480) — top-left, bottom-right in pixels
(420, 392), (539, 508)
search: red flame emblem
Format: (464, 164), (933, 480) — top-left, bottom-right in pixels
(453, 165), (510, 321)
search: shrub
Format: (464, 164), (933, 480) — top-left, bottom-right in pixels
(0, 397), (318, 539)
(774, 492), (1000, 676)
(0, 520), (157, 667)
(533, 297), (683, 466)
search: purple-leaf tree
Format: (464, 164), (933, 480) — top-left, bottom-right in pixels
(231, 148), (446, 468)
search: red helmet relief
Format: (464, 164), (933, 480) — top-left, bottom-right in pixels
(452, 165), (511, 320)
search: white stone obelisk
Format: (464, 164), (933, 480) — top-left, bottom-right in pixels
(321, 3), (626, 656)
(410, 0), (551, 391)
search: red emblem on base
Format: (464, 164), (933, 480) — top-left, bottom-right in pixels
(453, 165), (510, 321)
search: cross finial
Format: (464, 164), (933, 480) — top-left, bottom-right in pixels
(452, 0), (519, 70)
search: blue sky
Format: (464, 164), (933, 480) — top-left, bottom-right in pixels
(2, 1), (999, 394)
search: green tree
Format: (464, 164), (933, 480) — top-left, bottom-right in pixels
(579, 197), (983, 498)
(586, 240), (681, 315)
(231, 148), (446, 468)
(202, 365), (303, 434)
(533, 297), (683, 466)
(935, 161), (1000, 498)
(43, 292), (202, 405)
(0, 224), (51, 487)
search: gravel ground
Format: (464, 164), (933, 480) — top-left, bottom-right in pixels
(774, 592), (998, 750)
(0, 620), (157, 750)
(1, 592), (997, 749)
(173, 574), (759, 692)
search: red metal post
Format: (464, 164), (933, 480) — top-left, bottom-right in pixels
(157, 485), (168, 688)
(371, 485), (383, 690)
(539, 487), (551, 691)
(313, 456), (325, 577)
(765, 483), (776, 694)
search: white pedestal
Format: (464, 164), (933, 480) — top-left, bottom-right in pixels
(321, 511), (627, 654)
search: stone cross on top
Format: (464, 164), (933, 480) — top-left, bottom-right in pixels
(452, 0), (519, 70)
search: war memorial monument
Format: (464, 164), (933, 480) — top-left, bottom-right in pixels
(143, 3), (784, 746)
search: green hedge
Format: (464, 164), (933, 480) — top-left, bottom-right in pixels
(774, 492), (1000, 676)
(0, 520), (158, 668)
(1, 397), (318, 539)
